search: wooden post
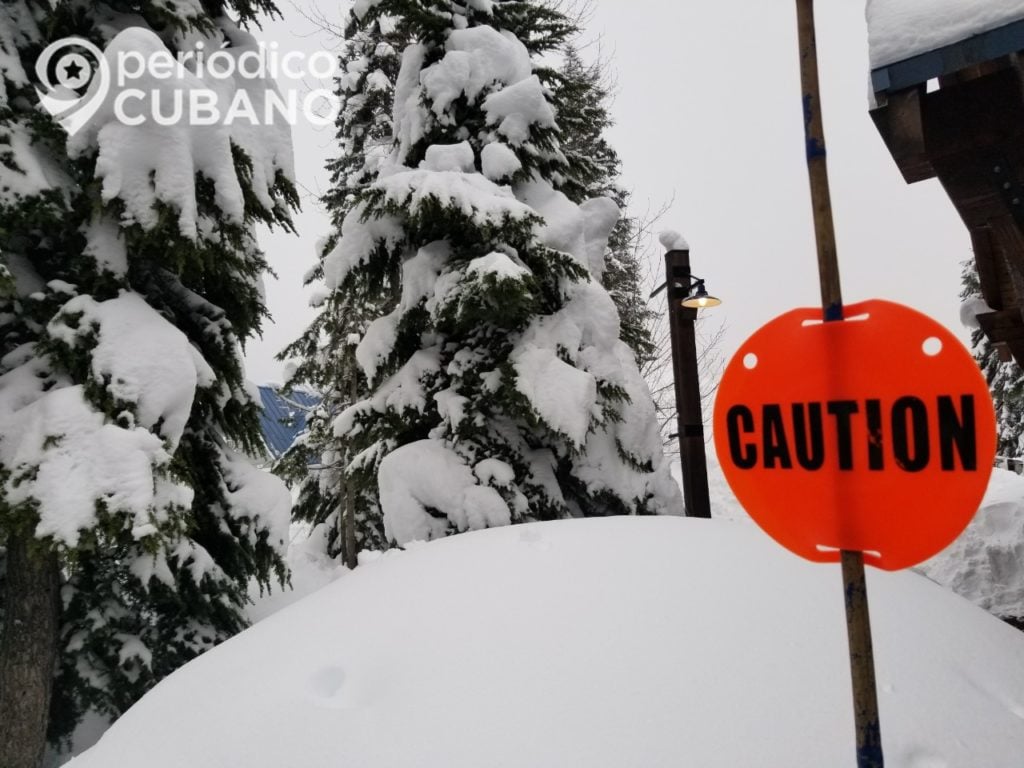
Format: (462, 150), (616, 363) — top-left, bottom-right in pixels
(665, 249), (712, 519)
(795, 0), (884, 765)
(796, 0), (842, 319)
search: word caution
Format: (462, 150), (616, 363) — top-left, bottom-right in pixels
(725, 395), (977, 473)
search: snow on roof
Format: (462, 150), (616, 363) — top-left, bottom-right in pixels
(867, 0), (1024, 69)
(68, 517), (1024, 768)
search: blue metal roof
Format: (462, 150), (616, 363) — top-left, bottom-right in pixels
(257, 386), (321, 459)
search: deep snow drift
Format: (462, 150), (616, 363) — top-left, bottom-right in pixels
(72, 517), (1024, 767)
(920, 468), (1024, 622)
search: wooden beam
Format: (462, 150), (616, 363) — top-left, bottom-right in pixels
(924, 69), (1024, 159)
(1005, 337), (1024, 365)
(972, 216), (1024, 368)
(990, 215), (1024, 315)
(928, 148), (1024, 237)
(971, 226), (1006, 311)
(977, 308), (1024, 342)
(869, 86), (934, 183)
(938, 57), (1012, 88)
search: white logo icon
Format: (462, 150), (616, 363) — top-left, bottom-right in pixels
(34, 38), (109, 136)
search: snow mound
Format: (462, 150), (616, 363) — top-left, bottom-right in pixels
(378, 440), (511, 543)
(480, 141), (521, 181)
(70, 518), (1024, 768)
(867, 0), (1024, 69)
(420, 141), (475, 173)
(919, 468), (1024, 622)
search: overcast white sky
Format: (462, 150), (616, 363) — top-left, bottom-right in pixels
(244, 0), (973, 385)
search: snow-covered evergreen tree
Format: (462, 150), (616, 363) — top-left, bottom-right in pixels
(323, 0), (680, 547)
(555, 45), (656, 369)
(276, 9), (407, 564)
(962, 261), (1024, 458)
(555, 47), (723, 457)
(0, 1), (295, 759)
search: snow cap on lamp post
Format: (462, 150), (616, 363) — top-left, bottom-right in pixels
(659, 230), (690, 252)
(657, 230), (721, 309)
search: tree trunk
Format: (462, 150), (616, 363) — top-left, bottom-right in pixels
(0, 534), (61, 768)
(341, 344), (359, 571)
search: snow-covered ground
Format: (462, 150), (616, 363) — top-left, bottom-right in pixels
(255, 457), (1024, 631)
(246, 523), (346, 624)
(71, 517), (1024, 767)
(867, 0), (1024, 68)
(250, 458), (1024, 630)
(920, 468), (1024, 622)
(258, 456), (1024, 630)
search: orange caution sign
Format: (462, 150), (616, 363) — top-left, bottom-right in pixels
(713, 299), (997, 570)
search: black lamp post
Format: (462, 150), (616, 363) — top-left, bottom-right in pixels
(651, 248), (719, 519)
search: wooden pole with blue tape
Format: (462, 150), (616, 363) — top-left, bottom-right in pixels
(794, 0), (884, 765)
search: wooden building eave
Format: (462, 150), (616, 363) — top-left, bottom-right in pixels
(871, 48), (1024, 367)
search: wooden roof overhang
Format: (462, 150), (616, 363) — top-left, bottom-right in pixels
(870, 19), (1024, 365)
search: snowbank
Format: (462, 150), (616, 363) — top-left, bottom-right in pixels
(867, 0), (1024, 68)
(70, 518), (1024, 767)
(920, 468), (1024, 622)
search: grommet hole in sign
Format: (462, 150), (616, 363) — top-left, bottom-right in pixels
(923, 337), (942, 357)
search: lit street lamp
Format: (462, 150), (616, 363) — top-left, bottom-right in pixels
(681, 280), (721, 310)
(650, 247), (721, 518)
